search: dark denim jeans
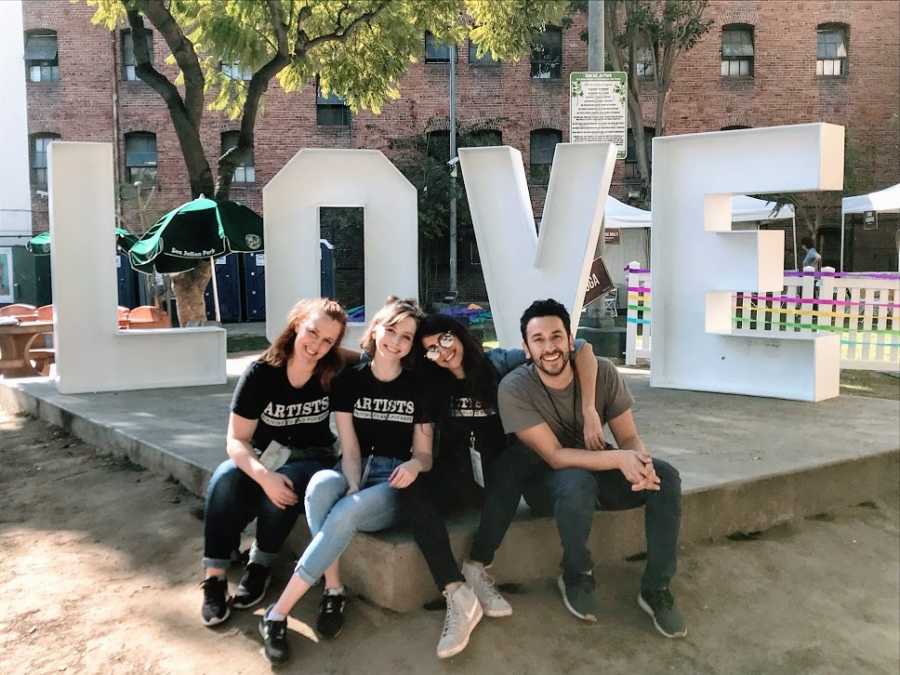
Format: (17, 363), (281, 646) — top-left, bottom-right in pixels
(470, 442), (681, 591)
(203, 457), (331, 569)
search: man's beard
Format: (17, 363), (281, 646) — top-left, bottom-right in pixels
(534, 349), (570, 377)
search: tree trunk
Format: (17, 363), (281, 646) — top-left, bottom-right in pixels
(172, 262), (213, 326)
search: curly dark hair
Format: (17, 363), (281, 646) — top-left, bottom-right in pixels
(415, 313), (500, 412)
(519, 298), (572, 342)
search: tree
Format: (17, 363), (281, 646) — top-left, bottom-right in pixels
(87, 0), (564, 324)
(604, 0), (712, 203)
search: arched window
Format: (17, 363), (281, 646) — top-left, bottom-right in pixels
(221, 132), (255, 183)
(817, 24), (848, 76)
(530, 128), (561, 182)
(721, 25), (754, 77)
(124, 132), (157, 185)
(24, 30), (59, 82)
(531, 27), (562, 79)
(30, 133), (61, 190)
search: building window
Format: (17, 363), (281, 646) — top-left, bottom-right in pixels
(530, 129), (561, 182)
(121, 28), (154, 81)
(221, 131), (255, 183)
(817, 24), (848, 76)
(124, 132), (157, 185)
(425, 32), (454, 63)
(220, 60), (252, 81)
(30, 133), (60, 190)
(316, 79), (351, 127)
(721, 25), (754, 77)
(635, 45), (654, 79)
(468, 39), (497, 66)
(24, 30), (59, 82)
(426, 129), (452, 163)
(531, 27), (562, 79)
(469, 239), (481, 266)
(624, 127), (655, 181)
(466, 129), (502, 147)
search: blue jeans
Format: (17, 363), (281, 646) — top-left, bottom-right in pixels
(294, 456), (403, 584)
(203, 457), (331, 569)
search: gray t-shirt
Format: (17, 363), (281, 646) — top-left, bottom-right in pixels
(498, 357), (634, 449)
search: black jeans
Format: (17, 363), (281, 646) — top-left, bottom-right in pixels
(470, 442), (682, 592)
(397, 458), (484, 591)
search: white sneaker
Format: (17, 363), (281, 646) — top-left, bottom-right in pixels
(462, 560), (512, 618)
(436, 583), (483, 659)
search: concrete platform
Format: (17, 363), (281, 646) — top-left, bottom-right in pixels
(2, 361), (898, 612)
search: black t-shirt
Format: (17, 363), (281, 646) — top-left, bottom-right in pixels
(230, 360), (336, 458)
(437, 377), (508, 465)
(331, 362), (430, 460)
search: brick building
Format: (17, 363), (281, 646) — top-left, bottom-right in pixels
(18, 0), (900, 310)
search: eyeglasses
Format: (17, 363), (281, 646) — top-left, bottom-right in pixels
(425, 332), (455, 361)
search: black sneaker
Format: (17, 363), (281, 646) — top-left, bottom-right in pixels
(316, 588), (347, 639)
(258, 607), (290, 665)
(233, 563), (271, 609)
(638, 588), (687, 638)
(201, 576), (231, 626)
(557, 573), (600, 623)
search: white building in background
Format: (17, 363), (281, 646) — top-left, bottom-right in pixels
(0, 0), (32, 302)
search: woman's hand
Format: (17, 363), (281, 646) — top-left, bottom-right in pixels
(389, 459), (422, 489)
(260, 472), (298, 509)
(582, 407), (606, 451)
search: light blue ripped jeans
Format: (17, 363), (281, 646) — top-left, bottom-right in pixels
(294, 456), (403, 585)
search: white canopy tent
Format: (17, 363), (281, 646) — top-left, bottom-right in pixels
(603, 195), (798, 267)
(841, 183), (900, 271)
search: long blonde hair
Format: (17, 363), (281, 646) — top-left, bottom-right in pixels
(360, 296), (424, 366)
(260, 298), (347, 390)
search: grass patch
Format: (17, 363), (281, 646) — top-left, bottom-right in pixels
(839, 370), (900, 401)
(226, 335), (270, 354)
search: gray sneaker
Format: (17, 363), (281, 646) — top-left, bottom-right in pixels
(557, 573), (599, 622)
(462, 561), (512, 617)
(638, 588), (687, 638)
(436, 583), (483, 659)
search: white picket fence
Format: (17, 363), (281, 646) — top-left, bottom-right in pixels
(625, 261), (900, 372)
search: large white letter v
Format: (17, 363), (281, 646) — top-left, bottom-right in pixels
(458, 143), (616, 347)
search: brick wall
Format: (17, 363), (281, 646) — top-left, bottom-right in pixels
(23, 1), (900, 301)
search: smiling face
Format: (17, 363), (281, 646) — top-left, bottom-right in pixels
(422, 330), (466, 376)
(523, 315), (574, 378)
(291, 310), (343, 366)
(374, 315), (418, 363)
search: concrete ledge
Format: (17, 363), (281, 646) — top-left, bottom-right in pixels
(3, 370), (898, 612)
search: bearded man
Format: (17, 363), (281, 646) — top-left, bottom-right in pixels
(466, 298), (686, 638)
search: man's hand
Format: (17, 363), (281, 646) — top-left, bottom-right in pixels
(260, 472), (298, 509)
(582, 408), (606, 451)
(617, 450), (660, 491)
(389, 460), (422, 489)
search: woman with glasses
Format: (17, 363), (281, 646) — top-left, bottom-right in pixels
(402, 313), (601, 659)
(257, 297), (433, 666)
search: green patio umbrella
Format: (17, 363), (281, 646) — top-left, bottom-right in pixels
(26, 228), (140, 255)
(127, 196), (264, 321)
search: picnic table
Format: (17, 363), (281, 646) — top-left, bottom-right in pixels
(0, 320), (54, 377)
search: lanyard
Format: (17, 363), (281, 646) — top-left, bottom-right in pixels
(535, 362), (580, 443)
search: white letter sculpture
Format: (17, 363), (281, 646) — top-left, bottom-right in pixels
(49, 142), (226, 394)
(263, 149), (418, 344)
(459, 143), (617, 346)
(650, 123), (844, 401)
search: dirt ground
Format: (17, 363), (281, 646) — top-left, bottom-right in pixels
(1, 410), (898, 675)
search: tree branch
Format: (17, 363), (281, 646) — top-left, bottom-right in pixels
(299, 1), (390, 54)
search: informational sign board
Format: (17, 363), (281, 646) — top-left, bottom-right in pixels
(570, 71), (628, 159)
(583, 256), (615, 307)
(604, 228), (621, 245)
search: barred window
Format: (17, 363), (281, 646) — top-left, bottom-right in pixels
(316, 79), (351, 127)
(30, 133), (60, 190)
(635, 45), (654, 79)
(531, 27), (562, 79)
(122, 28), (154, 81)
(817, 24), (848, 76)
(530, 129), (561, 182)
(721, 26), (754, 77)
(124, 132), (157, 185)
(221, 132), (255, 184)
(24, 30), (59, 82)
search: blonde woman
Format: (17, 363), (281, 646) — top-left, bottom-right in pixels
(201, 298), (347, 627)
(259, 298), (434, 665)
